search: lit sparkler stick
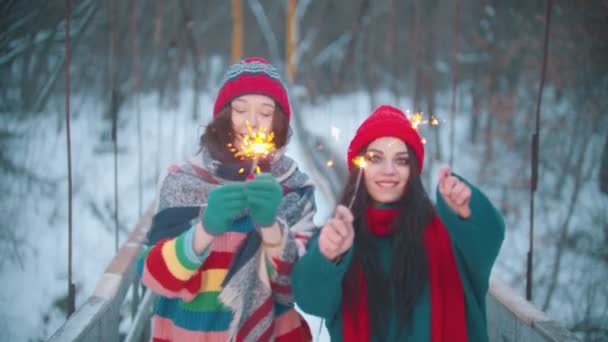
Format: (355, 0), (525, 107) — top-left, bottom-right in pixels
(233, 121), (276, 176)
(348, 155), (367, 209)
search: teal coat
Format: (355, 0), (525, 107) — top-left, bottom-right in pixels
(292, 180), (505, 341)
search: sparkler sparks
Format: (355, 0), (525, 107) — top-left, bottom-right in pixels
(410, 112), (424, 129)
(232, 121), (276, 175)
(352, 155), (368, 169)
(348, 155), (368, 209)
(407, 112), (441, 146)
(407, 112), (441, 130)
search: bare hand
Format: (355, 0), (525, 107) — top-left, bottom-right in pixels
(438, 165), (472, 219)
(318, 205), (355, 261)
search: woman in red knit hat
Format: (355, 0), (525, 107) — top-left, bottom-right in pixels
(138, 57), (315, 341)
(293, 104), (505, 341)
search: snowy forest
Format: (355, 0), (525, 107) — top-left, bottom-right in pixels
(1, 0), (607, 341)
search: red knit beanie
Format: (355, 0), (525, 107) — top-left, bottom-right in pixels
(347, 105), (425, 173)
(213, 57), (291, 122)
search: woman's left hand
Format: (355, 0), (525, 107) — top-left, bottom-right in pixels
(438, 165), (472, 219)
(245, 173), (283, 226)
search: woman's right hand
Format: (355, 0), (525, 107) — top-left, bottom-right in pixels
(318, 205), (355, 262)
(202, 183), (247, 235)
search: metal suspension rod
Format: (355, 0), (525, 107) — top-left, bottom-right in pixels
(129, 0), (142, 218)
(64, 0), (76, 317)
(449, 0), (460, 167)
(527, 0), (552, 302)
(109, 0), (119, 252)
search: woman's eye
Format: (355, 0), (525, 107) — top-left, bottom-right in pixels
(260, 112), (273, 118)
(366, 154), (382, 163)
(396, 157), (410, 165)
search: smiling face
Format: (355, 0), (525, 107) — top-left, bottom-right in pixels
(230, 94), (276, 149)
(362, 137), (411, 205)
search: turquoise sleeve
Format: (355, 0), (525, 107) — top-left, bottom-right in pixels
(292, 234), (354, 319)
(435, 176), (505, 293)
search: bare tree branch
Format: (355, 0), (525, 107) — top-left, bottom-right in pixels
(178, 0), (202, 120)
(336, 0), (370, 88)
(600, 134), (608, 193)
(0, 10), (40, 66)
(296, 0), (313, 22)
(247, 0), (280, 63)
(542, 128), (592, 311)
(32, 1), (98, 112)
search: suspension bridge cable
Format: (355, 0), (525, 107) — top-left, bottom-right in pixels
(64, 0), (76, 317)
(527, 0), (553, 302)
(448, 0), (460, 167)
(411, 0), (420, 110)
(109, 0), (119, 252)
(155, 0), (162, 183)
(129, 0), (143, 218)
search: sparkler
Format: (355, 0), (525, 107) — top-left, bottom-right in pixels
(407, 112), (440, 147)
(348, 155), (367, 209)
(232, 121), (276, 176)
(408, 112), (441, 130)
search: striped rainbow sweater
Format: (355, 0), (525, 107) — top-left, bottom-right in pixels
(138, 215), (309, 341)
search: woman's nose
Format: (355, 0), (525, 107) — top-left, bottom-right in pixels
(381, 160), (396, 174)
(245, 112), (258, 128)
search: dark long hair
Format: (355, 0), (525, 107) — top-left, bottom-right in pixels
(341, 145), (435, 340)
(199, 104), (290, 163)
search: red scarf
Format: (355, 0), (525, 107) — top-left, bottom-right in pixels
(342, 206), (467, 342)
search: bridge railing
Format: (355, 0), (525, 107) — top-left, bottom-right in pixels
(47, 203), (580, 342)
(48, 206), (156, 342)
(487, 274), (579, 341)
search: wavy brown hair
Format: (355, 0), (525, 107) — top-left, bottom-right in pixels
(340, 145), (435, 340)
(199, 104), (290, 163)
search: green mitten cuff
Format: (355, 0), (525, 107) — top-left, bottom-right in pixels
(245, 173), (283, 226)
